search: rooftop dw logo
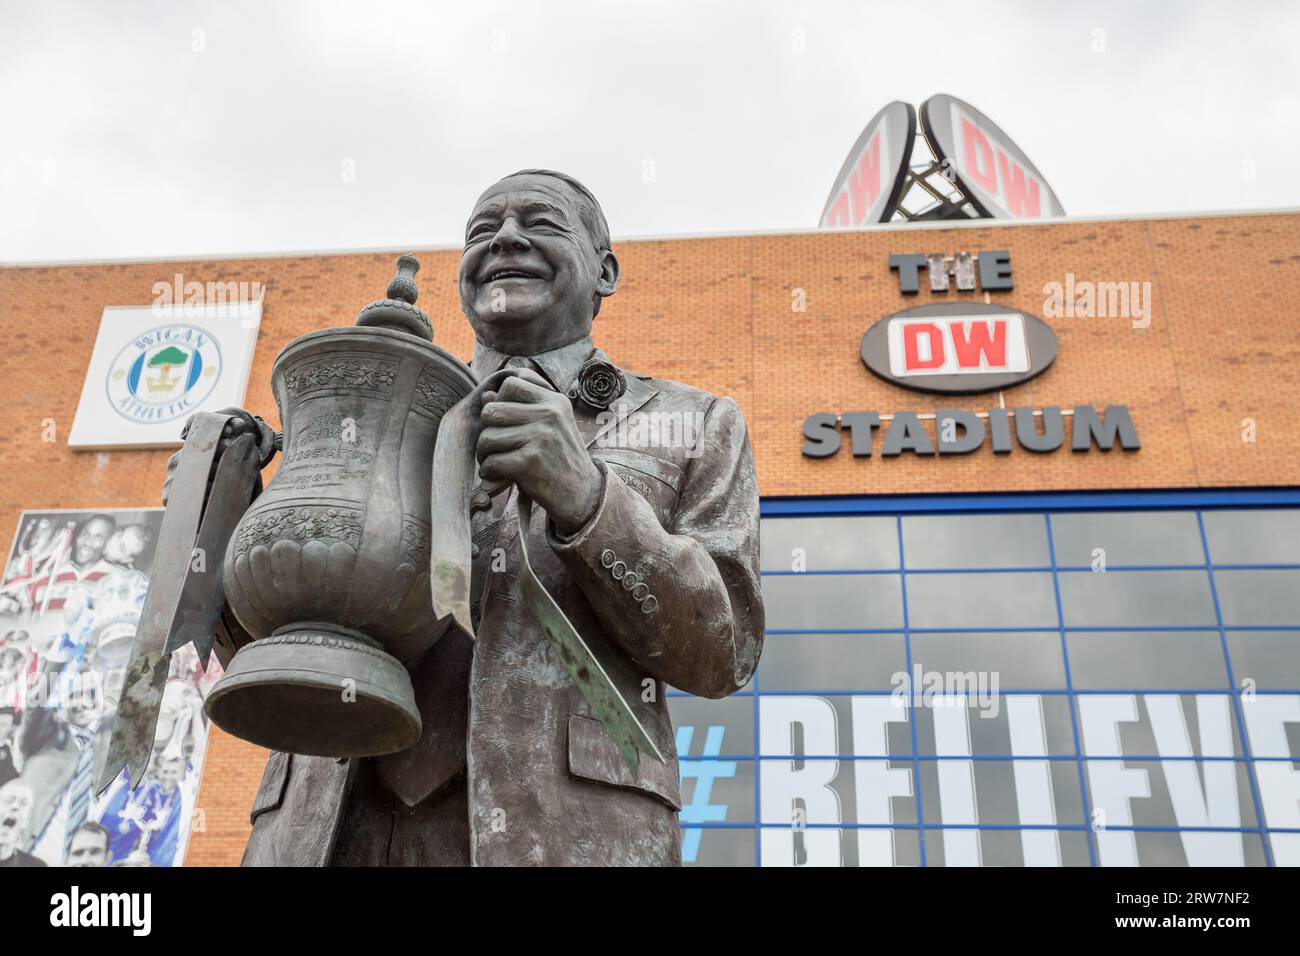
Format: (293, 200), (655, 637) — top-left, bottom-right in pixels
(861, 302), (1057, 395)
(919, 94), (1067, 221)
(818, 101), (914, 230)
(106, 323), (223, 424)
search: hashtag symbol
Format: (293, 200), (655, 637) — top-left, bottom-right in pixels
(676, 724), (736, 863)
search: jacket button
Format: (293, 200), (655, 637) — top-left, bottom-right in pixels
(610, 561), (627, 580)
(640, 594), (658, 614)
(600, 549), (616, 568)
(631, 582), (649, 601)
(621, 572), (639, 590)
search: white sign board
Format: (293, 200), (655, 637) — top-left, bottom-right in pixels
(69, 302), (262, 449)
(887, 312), (1030, 378)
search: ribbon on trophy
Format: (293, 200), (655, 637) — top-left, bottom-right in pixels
(430, 367), (665, 778)
(98, 412), (263, 793)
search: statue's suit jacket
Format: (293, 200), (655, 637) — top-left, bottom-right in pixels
(240, 350), (764, 866)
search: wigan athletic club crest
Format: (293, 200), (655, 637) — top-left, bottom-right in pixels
(70, 304), (260, 448)
(106, 324), (224, 424)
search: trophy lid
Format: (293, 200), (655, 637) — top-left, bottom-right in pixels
(356, 255), (434, 341)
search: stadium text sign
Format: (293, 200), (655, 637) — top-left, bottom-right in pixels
(802, 404), (1140, 458)
(889, 250), (1012, 294)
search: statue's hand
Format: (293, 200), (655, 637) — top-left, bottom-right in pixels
(162, 408), (277, 507)
(476, 371), (603, 534)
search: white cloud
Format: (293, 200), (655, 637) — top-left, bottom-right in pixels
(1, 0), (1297, 262)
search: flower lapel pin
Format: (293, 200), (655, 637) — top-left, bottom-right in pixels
(568, 358), (627, 411)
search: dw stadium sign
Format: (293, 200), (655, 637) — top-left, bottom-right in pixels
(861, 302), (1057, 395)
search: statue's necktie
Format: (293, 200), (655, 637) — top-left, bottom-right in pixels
(501, 355), (552, 386)
(468, 356), (555, 627)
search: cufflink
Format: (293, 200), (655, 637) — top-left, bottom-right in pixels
(600, 549), (616, 568)
(640, 595), (659, 614)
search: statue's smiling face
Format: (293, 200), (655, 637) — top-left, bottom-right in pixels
(459, 173), (612, 354)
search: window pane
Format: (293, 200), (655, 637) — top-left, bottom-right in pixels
(925, 828), (1093, 867)
(757, 695), (913, 758)
(761, 573), (902, 630)
(919, 759), (1086, 827)
(1214, 569), (1300, 626)
(760, 515), (899, 571)
(1241, 694), (1300, 757)
(1226, 631), (1300, 691)
(902, 513), (1048, 569)
(1085, 760), (1258, 830)
(1058, 570), (1215, 627)
(1090, 829), (1270, 867)
(909, 632), (1066, 689)
(759, 633), (905, 691)
(1204, 509), (1300, 565)
(1068, 632), (1230, 689)
(759, 759), (917, 828)
(911, 694), (1078, 758)
(678, 758), (754, 823)
(1076, 692), (1241, 757)
(683, 827), (754, 867)
(906, 572), (1058, 629)
(1050, 510), (1203, 567)
(758, 827), (922, 867)
(668, 696), (754, 755)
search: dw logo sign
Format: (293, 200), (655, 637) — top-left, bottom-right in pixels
(862, 302), (1057, 395)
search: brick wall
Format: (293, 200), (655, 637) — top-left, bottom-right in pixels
(1, 210), (1296, 864)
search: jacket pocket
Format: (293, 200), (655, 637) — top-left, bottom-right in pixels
(250, 751), (291, 823)
(594, 449), (685, 496)
(566, 714), (681, 811)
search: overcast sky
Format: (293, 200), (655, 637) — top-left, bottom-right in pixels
(2, 0), (1297, 263)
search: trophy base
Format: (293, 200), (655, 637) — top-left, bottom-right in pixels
(204, 622), (421, 758)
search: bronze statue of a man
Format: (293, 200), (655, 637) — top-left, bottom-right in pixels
(228, 170), (763, 865)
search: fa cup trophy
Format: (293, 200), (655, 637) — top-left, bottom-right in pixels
(204, 257), (476, 757)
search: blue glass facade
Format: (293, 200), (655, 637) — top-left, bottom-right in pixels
(672, 489), (1300, 866)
